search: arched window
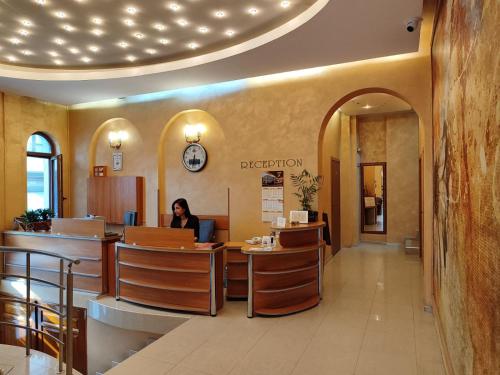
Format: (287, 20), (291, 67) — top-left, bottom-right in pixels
(26, 133), (63, 216)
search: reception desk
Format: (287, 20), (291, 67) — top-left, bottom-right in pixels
(225, 242), (248, 299)
(243, 222), (325, 317)
(2, 219), (120, 294)
(114, 227), (225, 316)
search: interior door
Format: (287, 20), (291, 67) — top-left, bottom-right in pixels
(331, 158), (341, 255)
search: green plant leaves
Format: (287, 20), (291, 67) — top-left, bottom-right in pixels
(290, 169), (323, 211)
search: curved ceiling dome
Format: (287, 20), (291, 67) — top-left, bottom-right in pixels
(0, 0), (319, 70)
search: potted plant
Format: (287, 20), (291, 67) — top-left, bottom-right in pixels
(290, 169), (323, 222)
(15, 208), (54, 231)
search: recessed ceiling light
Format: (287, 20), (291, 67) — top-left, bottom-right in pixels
(214, 10), (226, 18)
(198, 26), (210, 34)
(158, 38), (170, 45)
(247, 8), (259, 16)
(62, 24), (76, 32)
(91, 28), (104, 36)
(88, 45), (100, 52)
(123, 18), (135, 27)
(18, 29), (30, 36)
(53, 38), (66, 45)
(247, 7), (259, 15)
(187, 42), (199, 49)
(176, 19), (189, 27)
(145, 48), (157, 54)
(54, 11), (68, 19)
(48, 51), (59, 57)
(118, 41), (129, 48)
(21, 50), (34, 56)
(125, 6), (138, 15)
(133, 32), (145, 39)
(68, 47), (80, 54)
(6, 55), (18, 62)
(225, 29), (235, 37)
(9, 38), (22, 45)
(81, 56), (92, 63)
(53, 59), (64, 65)
(126, 55), (136, 62)
(20, 19), (33, 27)
(153, 23), (166, 31)
(34, 0), (47, 5)
(362, 104), (372, 109)
(168, 3), (181, 12)
(280, 1), (291, 8)
(91, 17), (103, 25)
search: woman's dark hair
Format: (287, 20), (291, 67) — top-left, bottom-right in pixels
(171, 198), (192, 218)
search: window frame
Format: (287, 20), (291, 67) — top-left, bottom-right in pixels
(26, 132), (57, 213)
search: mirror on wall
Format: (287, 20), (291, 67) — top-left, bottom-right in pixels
(360, 163), (386, 233)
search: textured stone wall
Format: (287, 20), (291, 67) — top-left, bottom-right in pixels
(432, 0), (499, 373)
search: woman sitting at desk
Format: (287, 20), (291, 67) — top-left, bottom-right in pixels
(170, 198), (200, 241)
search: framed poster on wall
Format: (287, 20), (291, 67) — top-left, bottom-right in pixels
(112, 152), (123, 171)
(261, 170), (284, 222)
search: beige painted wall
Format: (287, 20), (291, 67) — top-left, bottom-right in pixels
(357, 112), (419, 243)
(0, 93), (70, 231)
(70, 55), (431, 243)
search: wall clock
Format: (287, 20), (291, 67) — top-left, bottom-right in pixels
(182, 143), (207, 172)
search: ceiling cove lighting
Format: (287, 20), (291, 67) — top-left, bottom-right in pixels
(133, 32), (145, 39)
(225, 29), (235, 37)
(21, 50), (34, 56)
(176, 19), (189, 27)
(168, 3), (181, 12)
(68, 47), (80, 54)
(18, 29), (30, 36)
(91, 29), (104, 36)
(62, 24), (76, 32)
(187, 42), (199, 49)
(118, 41), (129, 48)
(53, 38), (66, 45)
(88, 45), (100, 52)
(214, 10), (226, 18)
(126, 55), (136, 62)
(123, 19), (135, 27)
(53, 59), (64, 65)
(145, 48), (157, 54)
(198, 26), (209, 34)
(158, 38), (170, 45)
(81, 56), (92, 63)
(47, 51), (59, 57)
(281, 1), (291, 8)
(34, 0), (47, 5)
(153, 23), (166, 31)
(9, 38), (22, 45)
(6, 55), (18, 62)
(54, 11), (68, 19)
(247, 7), (259, 16)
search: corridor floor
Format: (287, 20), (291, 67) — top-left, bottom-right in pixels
(109, 243), (445, 375)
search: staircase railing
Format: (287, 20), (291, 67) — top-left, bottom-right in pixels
(0, 246), (80, 374)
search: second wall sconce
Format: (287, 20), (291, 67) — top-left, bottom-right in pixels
(108, 130), (128, 150)
(184, 124), (205, 143)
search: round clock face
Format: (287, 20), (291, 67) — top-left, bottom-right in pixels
(182, 143), (207, 172)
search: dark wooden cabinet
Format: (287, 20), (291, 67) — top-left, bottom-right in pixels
(87, 176), (144, 225)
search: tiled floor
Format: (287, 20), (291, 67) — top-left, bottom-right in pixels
(108, 243), (445, 375)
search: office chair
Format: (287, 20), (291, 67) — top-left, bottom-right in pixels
(123, 210), (138, 226)
(198, 219), (216, 243)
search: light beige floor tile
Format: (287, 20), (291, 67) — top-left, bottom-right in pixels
(105, 354), (175, 375)
(167, 365), (213, 375)
(417, 359), (445, 375)
(355, 350), (418, 375)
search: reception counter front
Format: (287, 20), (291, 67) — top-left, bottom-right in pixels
(2, 218), (120, 294)
(243, 222), (325, 317)
(115, 227), (225, 316)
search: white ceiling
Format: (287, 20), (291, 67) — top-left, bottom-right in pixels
(340, 93), (413, 115)
(0, 0), (423, 105)
(0, 0), (315, 68)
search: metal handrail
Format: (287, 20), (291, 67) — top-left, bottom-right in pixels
(0, 245), (79, 374)
(0, 297), (65, 317)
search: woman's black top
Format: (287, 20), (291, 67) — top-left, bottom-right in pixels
(171, 215), (200, 240)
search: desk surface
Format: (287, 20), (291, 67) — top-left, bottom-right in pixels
(242, 241), (325, 255)
(270, 221), (325, 232)
(3, 230), (121, 242)
(116, 241), (226, 254)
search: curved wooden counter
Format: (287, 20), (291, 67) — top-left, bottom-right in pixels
(243, 222), (325, 318)
(115, 242), (225, 316)
(2, 230), (120, 294)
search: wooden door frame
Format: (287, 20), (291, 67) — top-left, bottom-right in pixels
(359, 162), (387, 234)
(330, 157), (341, 255)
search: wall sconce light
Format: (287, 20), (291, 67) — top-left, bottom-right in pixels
(184, 124), (205, 143)
(108, 130), (128, 150)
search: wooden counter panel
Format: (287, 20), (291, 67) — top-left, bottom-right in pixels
(5, 253), (102, 275)
(279, 229), (319, 248)
(252, 251), (318, 272)
(118, 248), (210, 272)
(3, 234), (102, 259)
(119, 282), (210, 312)
(227, 263), (247, 280)
(5, 265), (102, 293)
(227, 249), (247, 263)
(254, 280), (319, 314)
(253, 266), (318, 291)
(227, 280), (248, 298)
(119, 264), (210, 291)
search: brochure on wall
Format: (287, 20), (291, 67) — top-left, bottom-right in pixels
(261, 171), (284, 222)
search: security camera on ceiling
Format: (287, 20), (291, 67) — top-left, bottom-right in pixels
(406, 17), (422, 32)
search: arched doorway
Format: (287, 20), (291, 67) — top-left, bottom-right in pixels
(317, 88), (432, 308)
